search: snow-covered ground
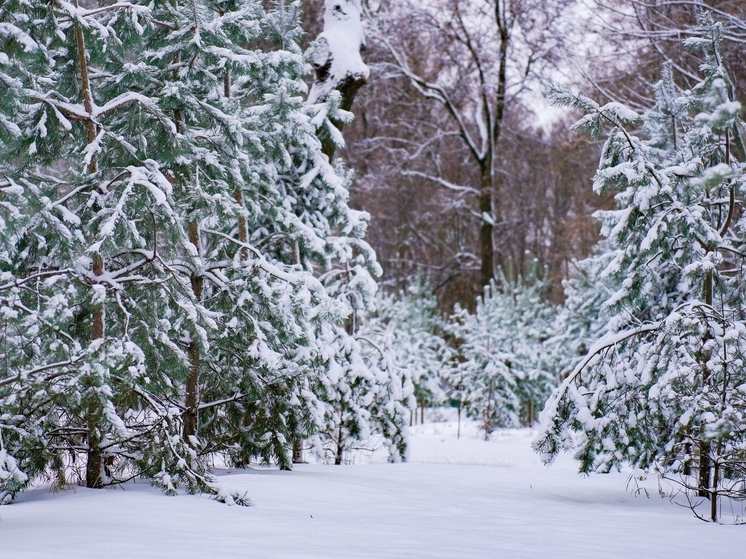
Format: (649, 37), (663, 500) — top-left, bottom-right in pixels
(2, 416), (744, 558)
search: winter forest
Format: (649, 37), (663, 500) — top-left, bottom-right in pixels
(2, 0), (746, 556)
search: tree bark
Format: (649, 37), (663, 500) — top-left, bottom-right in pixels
(86, 256), (105, 489)
(318, 75), (366, 161)
(710, 444), (720, 522)
(292, 439), (304, 464)
(183, 221), (202, 441)
(478, 168), (495, 287)
(698, 268), (713, 497)
(74, 0), (104, 489)
(335, 423), (344, 465)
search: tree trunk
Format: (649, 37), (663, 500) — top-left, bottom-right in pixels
(698, 268), (713, 497)
(478, 168), (495, 287)
(335, 423), (344, 465)
(183, 222), (203, 441)
(710, 443), (720, 522)
(481, 0), (510, 287)
(169, 1), (201, 442)
(292, 439), (304, 464)
(308, 0), (368, 162)
(74, 1), (104, 489)
(86, 255), (105, 488)
(85, 407), (103, 488)
(698, 416), (711, 498)
(682, 439), (692, 476)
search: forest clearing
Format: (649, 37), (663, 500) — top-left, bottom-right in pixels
(4, 416), (743, 558)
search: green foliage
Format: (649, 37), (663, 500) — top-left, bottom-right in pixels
(0, 0), (396, 503)
(536, 15), (746, 520)
(451, 269), (558, 435)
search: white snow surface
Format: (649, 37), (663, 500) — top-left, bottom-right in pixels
(2, 416), (744, 558)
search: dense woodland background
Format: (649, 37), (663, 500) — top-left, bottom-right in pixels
(320, 0), (746, 309)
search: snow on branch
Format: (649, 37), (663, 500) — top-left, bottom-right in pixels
(401, 170), (480, 196)
(34, 92), (171, 131)
(537, 321), (661, 432)
(308, 0), (369, 107)
(0, 23), (36, 52)
(56, 1), (150, 28)
(201, 229), (300, 286)
(0, 356), (85, 389)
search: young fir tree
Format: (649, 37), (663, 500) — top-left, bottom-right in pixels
(312, 280), (447, 464)
(289, 0), (413, 466)
(550, 248), (619, 379)
(535, 16), (746, 522)
(365, 280), (450, 420)
(451, 270), (557, 436)
(308, 222), (412, 465)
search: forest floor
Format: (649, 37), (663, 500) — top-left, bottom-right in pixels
(2, 413), (744, 558)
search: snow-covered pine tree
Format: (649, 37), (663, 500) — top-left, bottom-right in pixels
(290, 0), (413, 465)
(0, 0), (232, 499)
(535, 16), (746, 522)
(310, 322), (403, 464)
(451, 270), (557, 436)
(356, 323), (415, 463)
(303, 178), (413, 464)
(312, 280), (449, 464)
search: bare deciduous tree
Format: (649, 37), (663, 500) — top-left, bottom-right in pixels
(338, 0), (607, 309)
